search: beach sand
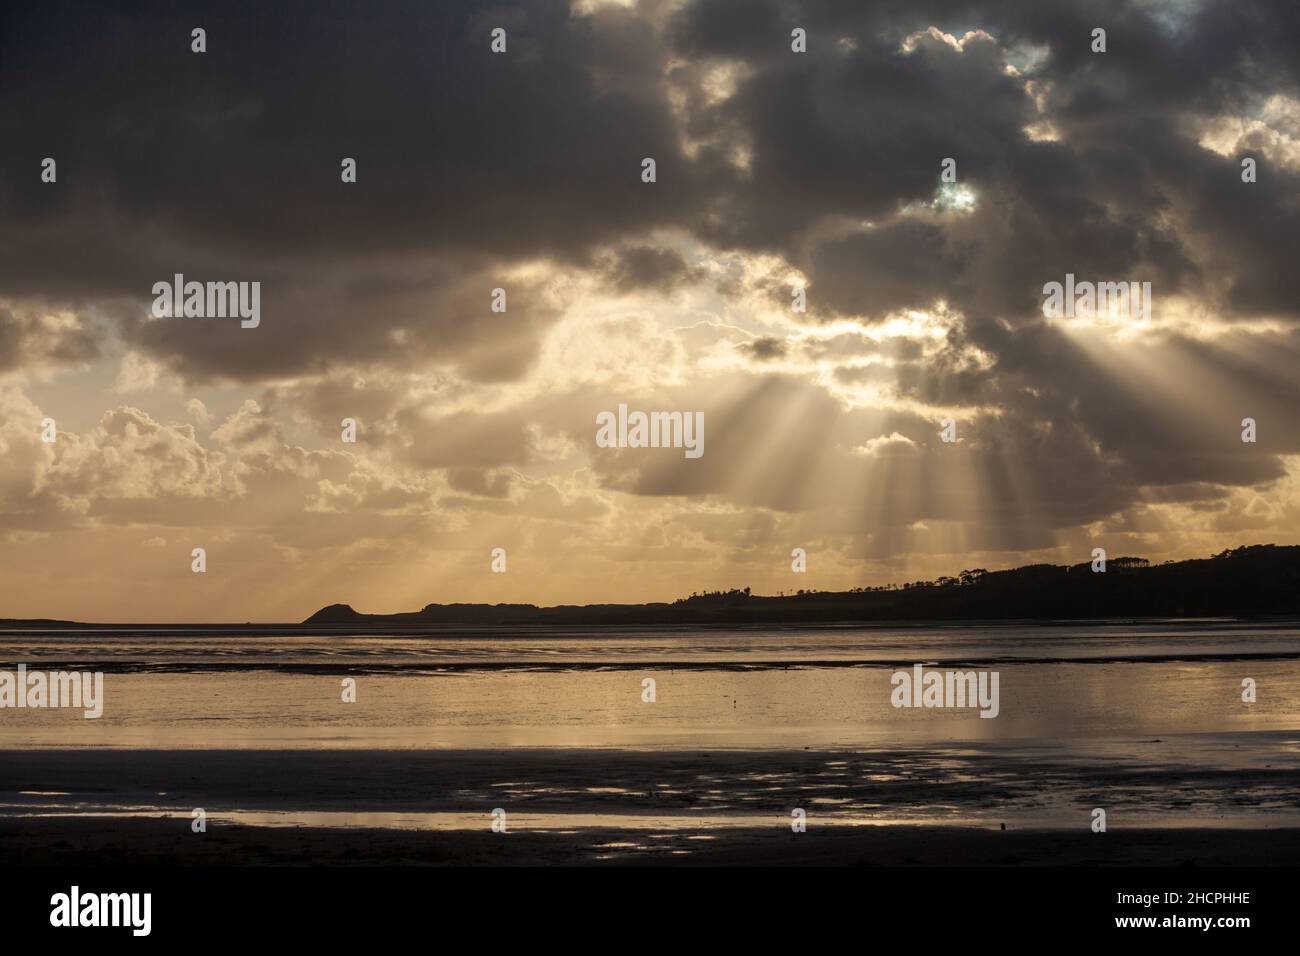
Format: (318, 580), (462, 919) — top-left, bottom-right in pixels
(6, 816), (1300, 866)
(3, 747), (1298, 865)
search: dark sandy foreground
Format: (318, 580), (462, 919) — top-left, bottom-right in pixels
(3, 747), (1299, 865)
(4, 817), (1300, 866)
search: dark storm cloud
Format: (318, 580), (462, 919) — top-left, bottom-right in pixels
(0, 0), (718, 378)
(3, 0), (1299, 548)
(686, 25), (1034, 250)
(5, 0), (1297, 344)
(0, 0), (703, 267)
(806, 219), (970, 316)
(665, 0), (1299, 325)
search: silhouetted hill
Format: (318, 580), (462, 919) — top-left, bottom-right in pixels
(301, 544), (1300, 626)
(0, 618), (79, 626)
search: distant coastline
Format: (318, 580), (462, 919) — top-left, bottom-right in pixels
(308, 543), (1300, 626)
(6, 544), (1297, 629)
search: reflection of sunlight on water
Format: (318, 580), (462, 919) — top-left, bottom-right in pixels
(7, 804), (1300, 834)
(4, 655), (1300, 750)
(3, 622), (1297, 669)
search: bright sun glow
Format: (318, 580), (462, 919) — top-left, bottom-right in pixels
(934, 182), (978, 211)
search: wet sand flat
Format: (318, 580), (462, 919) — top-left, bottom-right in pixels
(5, 816), (1300, 866)
(3, 746), (1299, 865)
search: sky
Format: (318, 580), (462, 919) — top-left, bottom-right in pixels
(1, 0), (1299, 622)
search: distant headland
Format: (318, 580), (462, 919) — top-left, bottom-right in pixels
(302, 544), (1300, 627)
